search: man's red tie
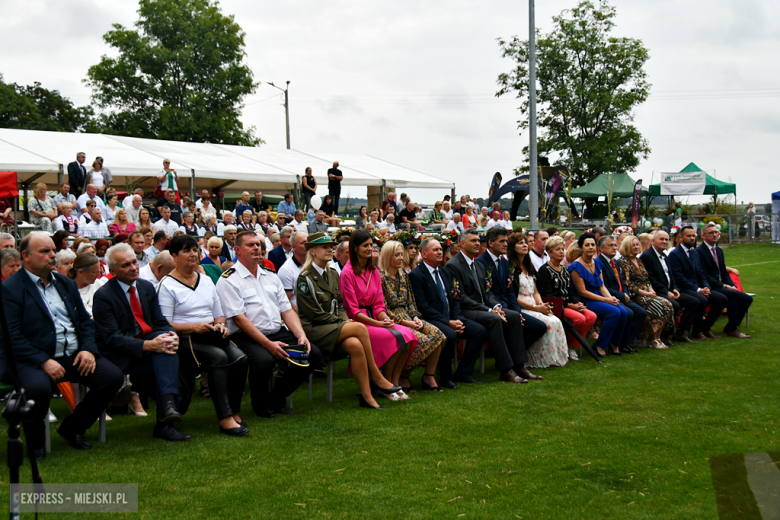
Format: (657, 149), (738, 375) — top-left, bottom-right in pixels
(129, 286), (152, 338)
(611, 259), (623, 292)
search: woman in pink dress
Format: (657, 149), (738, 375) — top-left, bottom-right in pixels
(340, 230), (418, 400)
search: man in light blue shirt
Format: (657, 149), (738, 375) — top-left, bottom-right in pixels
(276, 193), (296, 217)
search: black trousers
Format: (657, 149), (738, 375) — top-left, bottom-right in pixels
(428, 318), (488, 382)
(461, 308), (527, 372)
(681, 289), (728, 334)
(18, 354), (123, 450)
(712, 287), (753, 332)
(329, 189), (341, 216)
(230, 329), (322, 414)
(622, 300), (647, 347)
(179, 331), (248, 421)
(661, 292), (700, 334)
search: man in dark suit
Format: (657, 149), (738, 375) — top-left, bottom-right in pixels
(476, 226), (548, 348)
(668, 225), (728, 341)
(2, 233), (123, 458)
(410, 238), (488, 388)
(93, 243), (191, 442)
(596, 236), (645, 353)
(67, 151), (87, 199)
(696, 223), (752, 338)
(446, 228), (540, 383)
(220, 225), (238, 261)
(640, 230), (699, 343)
(268, 226), (294, 271)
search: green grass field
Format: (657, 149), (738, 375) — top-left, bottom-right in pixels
(2, 242), (778, 519)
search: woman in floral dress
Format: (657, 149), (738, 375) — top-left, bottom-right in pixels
(380, 241), (446, 392)
(507, 233), (568, 368)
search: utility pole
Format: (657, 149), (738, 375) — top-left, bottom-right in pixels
(268, 81), (291, 149)
(528, 0), (539, 230)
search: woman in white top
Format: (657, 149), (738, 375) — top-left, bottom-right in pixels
(203, 215), (224, 236)
(441, 201), (453, 222)
(199, 194), (217, 224)
(89, 159), (106, 195)
(67, 253), (106, 317)
(157, 235), (249, 437)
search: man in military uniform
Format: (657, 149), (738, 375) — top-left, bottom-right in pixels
(216, 231), (322, 418)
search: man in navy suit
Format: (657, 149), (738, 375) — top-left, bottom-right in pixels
(67, 151), (87, 199)
(668, 225), (728, 340)
(268, 226), (294, 271)
(2, 233), (123, 458)
(93, 243), (191, 442)
(410, 238), (488, 388)
(696, 223), (752, 338)
(476, 226), (548, 349)
(596, 236), (645, 353)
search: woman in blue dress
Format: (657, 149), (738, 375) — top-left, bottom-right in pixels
(568, 232), (628, 357)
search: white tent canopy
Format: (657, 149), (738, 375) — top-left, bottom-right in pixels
(0, 128), (454, 195)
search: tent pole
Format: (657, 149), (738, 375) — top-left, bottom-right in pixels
(380, 179), (386, 204)
(190, 169), (195, 200)
(58, 164), (64, 188)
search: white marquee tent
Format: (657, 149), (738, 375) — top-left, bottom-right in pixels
(0, 128), (454, 197)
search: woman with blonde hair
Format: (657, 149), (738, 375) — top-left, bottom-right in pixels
(638, 233), (652, 252)
(89, 159), (107, 195)
(28, 183), (57, 233)
(297, 232), (402, 409)
(562, 231), (576, 250)
(202, 236), (226, 267)
(564, 242), (581, 267)
(463, 204), (477, 229)
(379, 241), (445, 393)
(619, 236), (674, 348)
(402, 240), (419, 274)
(109, 208), (137, 236)
(441, 201), (453, 222)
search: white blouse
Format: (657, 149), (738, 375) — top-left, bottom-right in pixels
(442, 209), (453, 221)
(157, 273), (223, 324)
(78, 277), (108, 317)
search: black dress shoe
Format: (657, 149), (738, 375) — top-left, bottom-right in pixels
(33, 448), (46, 461)
(220, 425), (249, 437)
(274, 407), (294, 416)
(153, 423), (192, 442)
(358, 395), (385, 410)
(440, 380), (458, 390)
(452, 374), (484, 384)
(57, 428), (92, 450)
(255, 409), (276, 419)
(673, 333), (697, 344)
(160, 404), (183, 424)
(619, 346), (637, 354)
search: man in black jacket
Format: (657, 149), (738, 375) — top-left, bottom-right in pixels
(410, 238), (488, 388)
(327, 161), (343, 215)
(597, 236), (645, 353)
(696, 223), (752, 338)
(67, 151), (87, 199)
(446, 229), (540, 384)
(2, 233), (123, 457)
(639, 230), (700, 343)
(93, 243), (191, 442)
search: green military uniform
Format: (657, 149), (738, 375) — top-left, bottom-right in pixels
(296, 264), (347, 361)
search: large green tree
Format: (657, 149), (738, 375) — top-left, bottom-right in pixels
(0, 74), (94, 132)
(86, 0), (261, 146)
(496, 0), (650, 190)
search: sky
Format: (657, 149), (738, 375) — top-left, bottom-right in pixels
(2, 0), (779, 205)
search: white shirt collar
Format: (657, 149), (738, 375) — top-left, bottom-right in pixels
(312, 262), (326, 276)
(117, 279), (137, 294)
(487, 250), (500, 264)
(236, 258), (263, 278)
(653, 246), (666, 259)
(460, 251), (474, 266)
(423, 261), (439, 275)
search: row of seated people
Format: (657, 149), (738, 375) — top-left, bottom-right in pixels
(0, 222), (752, 461)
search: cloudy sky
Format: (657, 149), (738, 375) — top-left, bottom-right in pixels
(2, 0), (779, 204)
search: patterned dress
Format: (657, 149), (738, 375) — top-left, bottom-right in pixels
(620, 256), (674, 337)
(27, 196), (56, 233)
(516, 272), (568, 368)
(381, 271), (446, 371)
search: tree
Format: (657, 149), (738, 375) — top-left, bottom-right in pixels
(496, 1), (650, 197)
(86, 0), (261, 146)
(0, 74), (94, 132)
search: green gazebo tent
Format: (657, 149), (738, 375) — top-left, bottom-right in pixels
(648, 163), (736, 196)
(571, 173), (648, 198)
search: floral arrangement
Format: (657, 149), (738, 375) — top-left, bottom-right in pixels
(669, 225), (681, 235)
(507, 264), (515, 289)
(485, 268), (494, 292)
(392, 230), (421, 247)
(612, 225), (634, 236)
(451, 279), (461, 300)
(333, 228), (354, 242)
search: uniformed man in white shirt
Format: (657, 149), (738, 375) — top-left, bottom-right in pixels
(216, 230), (322, 418)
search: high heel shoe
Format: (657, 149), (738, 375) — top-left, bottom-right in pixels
(420, 375), (444, 393)
(127, 404), (148, 417)
(370, 380), (402, 395)
(359, 395), (385, 410)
